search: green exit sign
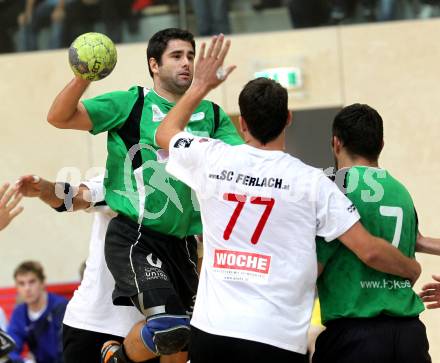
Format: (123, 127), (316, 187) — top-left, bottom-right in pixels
(254, 67), (303, 89)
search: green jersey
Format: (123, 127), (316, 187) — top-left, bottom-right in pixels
(317, 166), (424, 324)
(83, 86), (243, 238)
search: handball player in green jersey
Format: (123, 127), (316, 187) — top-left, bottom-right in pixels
(47, 28), (242, 363)
(314, 104), (438, 363)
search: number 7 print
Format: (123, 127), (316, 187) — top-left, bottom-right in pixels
(223, 193), (275, 244)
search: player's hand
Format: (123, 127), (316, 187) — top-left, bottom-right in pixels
(192, 34), (236, 93)
(16, 175), (43, 198)
(0, 183), (24, 231)
(419, 275), (440, 309)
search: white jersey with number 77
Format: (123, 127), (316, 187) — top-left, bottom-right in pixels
(166, 131), (360, 354)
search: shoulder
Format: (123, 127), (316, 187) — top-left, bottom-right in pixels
(196, 99), (220, 115)
(385, 170), (414, 202)
(85, 86), (141, 104)
(199, 99), (215, 108)
(10, 303), (27, 320)
(284, 155), (325, 178)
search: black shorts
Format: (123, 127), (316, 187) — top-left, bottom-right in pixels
(189, 325), (308, 363)
(62, 324), (160, 363)
(312, 315), (431, 363)
(105, 214), (199, 317)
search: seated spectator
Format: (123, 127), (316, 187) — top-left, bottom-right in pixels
(7, 261), (67, 363)
(17, 0), (67, 51)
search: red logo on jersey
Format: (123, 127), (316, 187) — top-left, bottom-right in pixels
(213, 249), (271, 274)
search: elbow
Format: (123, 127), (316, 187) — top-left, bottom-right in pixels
(47, 112), (60, 128)
(47, 114), (67, 129)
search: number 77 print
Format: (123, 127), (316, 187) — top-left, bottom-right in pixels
(223, 193), (275, 245)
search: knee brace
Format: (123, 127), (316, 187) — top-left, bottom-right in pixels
(140, 314), (190, 355)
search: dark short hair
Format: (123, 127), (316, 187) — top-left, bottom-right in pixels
(146, 28), (195, 78)
(14, 261), (46, 282)
(238, 78), (289, 145)
(332, 103), (384, 161)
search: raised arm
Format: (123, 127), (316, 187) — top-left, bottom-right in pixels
(47, 77), (93, 130)
(16, 175), (92, 211)
(156, 34), (235, 150)
(338, 221), (421, 284)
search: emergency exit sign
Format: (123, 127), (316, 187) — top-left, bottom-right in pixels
(254, 67), (303, 89)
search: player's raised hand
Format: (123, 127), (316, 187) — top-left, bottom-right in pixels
(419, 275), (440, 309)
(192, 34), (236, 93)
(16, 175), (43, 198)
(0, 183), (23, 231)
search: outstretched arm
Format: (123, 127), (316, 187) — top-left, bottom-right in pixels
(0, 183), (23, 231)
(47, 77), (93, 130)
(416, 231), (440, 256)
(16, 175), (92, 211)
(156, 34), (236, 150)
(338, 221), (421, 285)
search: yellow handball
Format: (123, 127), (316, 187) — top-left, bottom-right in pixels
(68, 32), (117, 81)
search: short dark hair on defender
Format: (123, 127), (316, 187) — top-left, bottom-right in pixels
(146, 28), (196, 78)
(14, 261), (46, 282)
(332, 103), (384, 161)
(238, 78), (289, 145)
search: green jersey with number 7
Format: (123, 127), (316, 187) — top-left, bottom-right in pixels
(317, 166), (425, 324)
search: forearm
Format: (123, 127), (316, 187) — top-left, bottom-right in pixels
(37, 179), (62, 208)
(339, 223), (421, 282)
(416, 235), (440, 256)
(47, 77), (90, 128)
(40, 181), (90, 211)
(156, 85), (208, 149)
(363, 237), (421, 282)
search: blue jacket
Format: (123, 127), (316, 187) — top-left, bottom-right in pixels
(7, 293), (68, 363)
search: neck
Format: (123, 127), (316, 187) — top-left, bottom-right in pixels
(153, 80), (185, 103)
(337, 153), (379, 169)
(29, 291), (47, 312)
(244, 131), (286, 152)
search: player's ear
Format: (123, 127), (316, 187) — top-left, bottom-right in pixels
(332, 136), (341, 153)
(149, 57), (159, 76)
(239, 116), (248, 134)
(286, 111), (293, 127)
